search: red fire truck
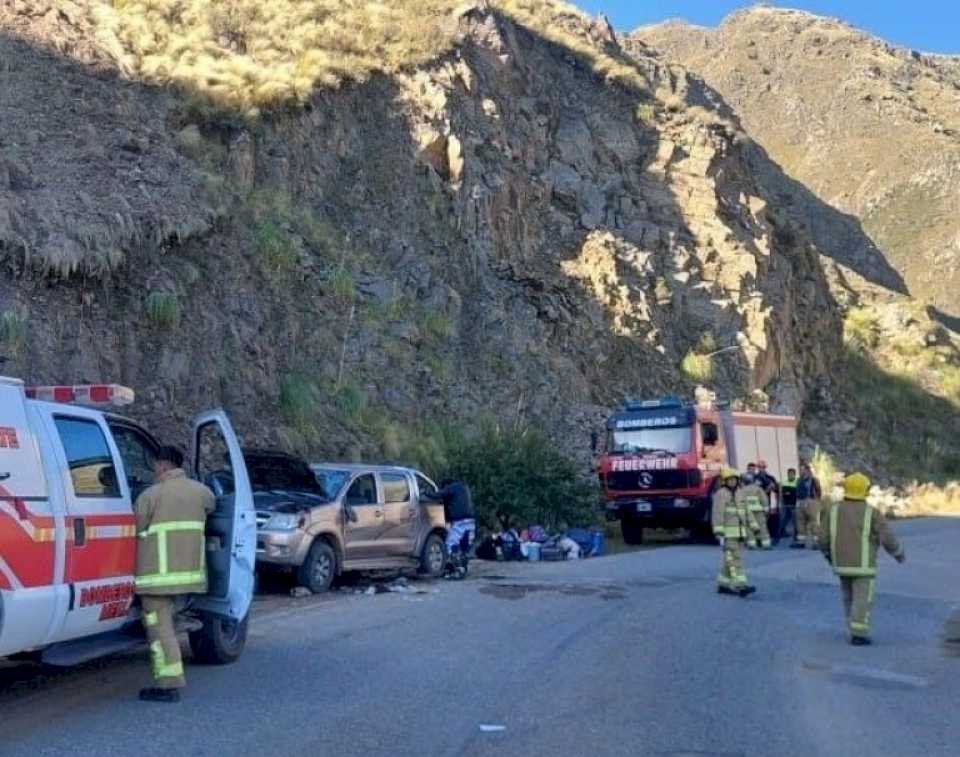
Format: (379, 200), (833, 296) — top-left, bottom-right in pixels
(595, 397), (798, 544)
(0, 375), (256, 666)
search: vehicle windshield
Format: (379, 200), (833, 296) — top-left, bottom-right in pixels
(247, 456), (327, 496)
(609, 426), (692, 454)
(314, 469), (351, 501)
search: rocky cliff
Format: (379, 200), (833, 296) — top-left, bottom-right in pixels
(633, 6), (960, 326)
(1, 2), (840, 466)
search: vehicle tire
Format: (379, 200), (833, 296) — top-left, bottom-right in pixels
(189, 612), (248, 665)
(621, 517), (645, 545)
(418, 533), (447, 578)
(297, 540), (337, 594)
(692, 521), (717, 544)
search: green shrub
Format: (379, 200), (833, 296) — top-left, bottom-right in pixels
(335, 382), (367, 424)
(399, 420), (600, 531)
(844, 307), (881, 351)
(254, 220), (298, 274)
(279, 375), (318, 433)
(810, 446), (838, 492)
(681, 350), (713, 383)
(0, 311), (27, 356)
(635, 102), (655, 125)
(145, 292), (181, 331)
(422, 308), (454, 342)
(331, 266), (356, 306)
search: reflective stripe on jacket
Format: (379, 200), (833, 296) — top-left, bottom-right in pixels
(819, 499), (903, 577)
(135, 469), (216, 595)
(712, 487), (751, 540)
(738, 484), (768, 516)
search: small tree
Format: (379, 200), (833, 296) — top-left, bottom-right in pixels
(402, 420), (599, 531)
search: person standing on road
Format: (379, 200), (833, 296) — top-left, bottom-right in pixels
(756, 460), (781, 545)
(794, 462), (824, 549)
(779, 468), (798, 544)
(740, 470), (772, 550)
(135, 445), (215, 703)
(945, 608), (960, 655)
(436, 479), (476, 557)
(712, 468), (757, 597)
(819, 473), (905, 646)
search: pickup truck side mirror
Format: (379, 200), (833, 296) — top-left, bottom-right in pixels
(345, 504), (359, 523)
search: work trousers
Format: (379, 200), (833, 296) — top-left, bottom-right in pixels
(717, 539), (748, 589)
(750, 511), (771, 549)
(840, 576), (876, 639)
(946, 608), (960, 653)
(141, 595), (186, 689)
(795, 499), (821, 548)
(779, 505), (796, 541)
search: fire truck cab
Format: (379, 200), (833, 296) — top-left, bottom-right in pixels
(0, 376), (256, 667)
(596, 397), (798, 545)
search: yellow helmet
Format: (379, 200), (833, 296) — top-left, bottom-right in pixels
(843, 472), (871, 501)
(720, 466), (740, 481)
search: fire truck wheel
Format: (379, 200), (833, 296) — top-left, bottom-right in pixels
(189, 612), (249, 665)
(621, 517), (645, 545)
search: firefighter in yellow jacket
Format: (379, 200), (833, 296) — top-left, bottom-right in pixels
(739, 471), (772, 550)
(819, 472), (905, 645)
(712, 468), (758, 597)
(135, 445), (215, 702)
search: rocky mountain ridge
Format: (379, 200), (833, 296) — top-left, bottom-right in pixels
(1, 1), (948, 487)
(633, 6), (960, 326)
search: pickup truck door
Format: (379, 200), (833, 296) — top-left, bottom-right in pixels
(379, 471), (418, 557)
(188, 411), (255, 622)
(342, 473), (384, 562)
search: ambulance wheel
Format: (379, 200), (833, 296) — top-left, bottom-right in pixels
(621, 517), (644, 545)
(189, 612), (248, 665)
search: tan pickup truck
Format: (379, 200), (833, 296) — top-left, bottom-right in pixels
(251, 454), (448, 593)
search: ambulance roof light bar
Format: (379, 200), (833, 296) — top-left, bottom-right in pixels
(25, 384), (135, 407)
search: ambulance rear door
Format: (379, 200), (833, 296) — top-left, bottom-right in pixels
(0, 377), (58, 657)
(188, 410), (255, 622)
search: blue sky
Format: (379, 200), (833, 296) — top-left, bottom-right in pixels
(572, 1), (959, 54)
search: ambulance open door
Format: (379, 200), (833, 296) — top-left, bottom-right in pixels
(188, 411), (256, 622)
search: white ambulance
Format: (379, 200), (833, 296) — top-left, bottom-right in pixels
(0, 376), (256, 666)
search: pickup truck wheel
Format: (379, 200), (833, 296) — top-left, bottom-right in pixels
(621, 516), (644, 545)
(189, 613), (248, 665)
(418, 534), (447, 578)
(297, 540), (336, 594)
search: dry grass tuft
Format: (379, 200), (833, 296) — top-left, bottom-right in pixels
(73, 1), (653, 116)
(900, 482), (960, 517)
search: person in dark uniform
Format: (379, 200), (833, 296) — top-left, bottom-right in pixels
(779, 468), (798, 543)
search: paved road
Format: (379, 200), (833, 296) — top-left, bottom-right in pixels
(2, 518), (958, 756)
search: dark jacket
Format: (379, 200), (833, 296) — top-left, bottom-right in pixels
(438, 482), (475, 522)
(781, 478), (798, 507)
(757, 471), (779, 495)
(797, 475), (823, 502)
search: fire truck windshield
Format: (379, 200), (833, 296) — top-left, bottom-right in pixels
(609, 426), (692, 455)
